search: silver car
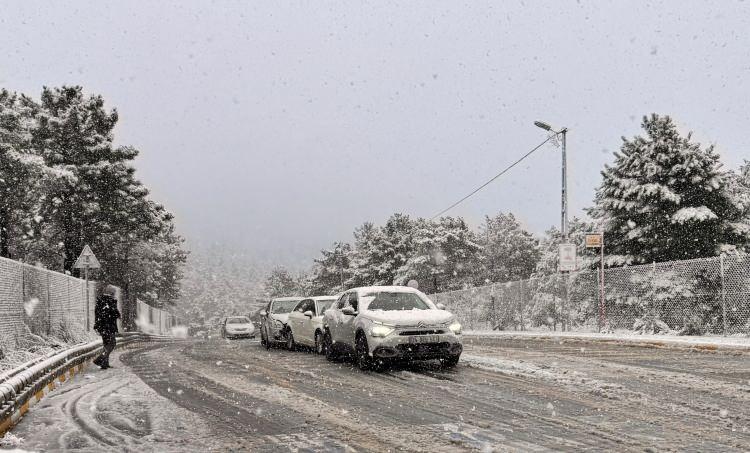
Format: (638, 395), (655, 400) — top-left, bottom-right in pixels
(260, 297), (303, 349)
(322, 286), (462, 370)
(220, 316), (256, 339)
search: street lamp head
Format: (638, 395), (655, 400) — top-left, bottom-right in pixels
(534, 120), (552, 131)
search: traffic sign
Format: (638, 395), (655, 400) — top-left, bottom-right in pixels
(585, 233), (603, 248)
(558, 243), (577, 272)
(73, 245), (101, 269)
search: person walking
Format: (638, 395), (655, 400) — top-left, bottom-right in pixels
(93, 284), (121, 369)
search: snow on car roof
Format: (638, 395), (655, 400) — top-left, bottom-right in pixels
(354, 285), (425, 295)
(310, 295), (336, 301)
(271, 296), (304, 302)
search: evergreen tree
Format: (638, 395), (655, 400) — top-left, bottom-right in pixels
(264, 267), (300, 297)
(0, 90), (53, 259)
(31, 86), (123, 271)
(395, 217), (481, 293)
(590, 114), (742, 264)
(347, 215), (416, 287)
(724, 160), (750, 252)
(373, 213), (416, 285)
(478, 212), (539, 283)
(347, 222), (381, 287)
(309, 241), (351, 295)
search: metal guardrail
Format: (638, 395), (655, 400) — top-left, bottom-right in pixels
(0, 332), (175, 435)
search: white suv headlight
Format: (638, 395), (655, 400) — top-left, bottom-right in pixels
(370, 324), (394, 337)
(448, 321), (462, 335)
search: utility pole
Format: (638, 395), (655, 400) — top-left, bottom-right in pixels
(560, 128), (569, 239)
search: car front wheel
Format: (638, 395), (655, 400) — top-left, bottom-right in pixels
(324, 331), (341, 362)
(262, 326), (271, 350)
(315, 331), (325, 355)
(286, 329), (296, 351)
(441, 354), (460, 369)
(355, 333), (375, 371)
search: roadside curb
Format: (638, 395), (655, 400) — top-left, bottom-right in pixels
(464, 331), (750, 354)
(0, 333), (174, 437)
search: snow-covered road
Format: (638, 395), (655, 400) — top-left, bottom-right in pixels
(6, 336), (750, 451)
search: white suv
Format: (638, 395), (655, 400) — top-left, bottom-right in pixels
(322, 286), (462, 370)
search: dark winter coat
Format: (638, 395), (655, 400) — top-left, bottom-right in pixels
(94, 295), (121, 334)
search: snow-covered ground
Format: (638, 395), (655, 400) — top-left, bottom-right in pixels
(6, 336), (749, 451)
(4, 350), (216, 452)
(465, 330), (750, 350)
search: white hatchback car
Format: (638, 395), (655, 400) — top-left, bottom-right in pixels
(286, 296), (337, 353)
(323, 286), (462, 370)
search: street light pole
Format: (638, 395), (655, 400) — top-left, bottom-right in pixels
(536, 121), (571, 332)
(534, 121), (569, 240)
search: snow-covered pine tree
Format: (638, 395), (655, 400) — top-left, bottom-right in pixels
(0, 89), (53, 259)
(478, 212), (539, 284)
(32, 86), (122, 271)
(724, 160), (750, 252)
(348, 214), (416, 287)
(347, 222), (381, 287)
(264, 267), (300, 298)
(590, 114), (742, 264)
(394, 216), (480, 293)
(309, 241), (352, 295)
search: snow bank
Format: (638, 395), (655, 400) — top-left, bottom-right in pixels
(465, 330), (750, 351)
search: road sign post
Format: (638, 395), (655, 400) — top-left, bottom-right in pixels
(73, 245), (101, 331)
(558, 243), (577, 333)
(586, 233), (606, 331)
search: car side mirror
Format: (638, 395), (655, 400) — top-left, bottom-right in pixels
(260, 310), (267, 317)
(341, 306), (357, 316)
(303, 310), (314, 318)
(436, 303), (446, 310)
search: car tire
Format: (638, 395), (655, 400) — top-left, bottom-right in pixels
(355, 333), (375, 371)
(315, 331), (325, 355)
(286, 329), (296, 351)
(263, 326), (271, 350)
(441, 354), (460, 369)
(324, 331), (341, 362)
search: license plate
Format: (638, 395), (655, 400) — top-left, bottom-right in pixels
(408, 335), (440, 344)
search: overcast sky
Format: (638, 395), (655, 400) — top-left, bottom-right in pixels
(2, 1), (749, 267)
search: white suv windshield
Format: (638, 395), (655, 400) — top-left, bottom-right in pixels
(315, 299), (335, 314)
(271, 300), (300, 314)
(363, 292), (430, 311)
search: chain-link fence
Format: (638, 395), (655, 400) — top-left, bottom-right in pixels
(431, 254), (750, 336)
(0, 256), (100, 354)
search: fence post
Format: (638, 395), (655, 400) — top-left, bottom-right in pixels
(47, 272), (51, 335)
(519, 279), (525, 331)
(651, 262), (657, 322)
(720, 254), (727, 337)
